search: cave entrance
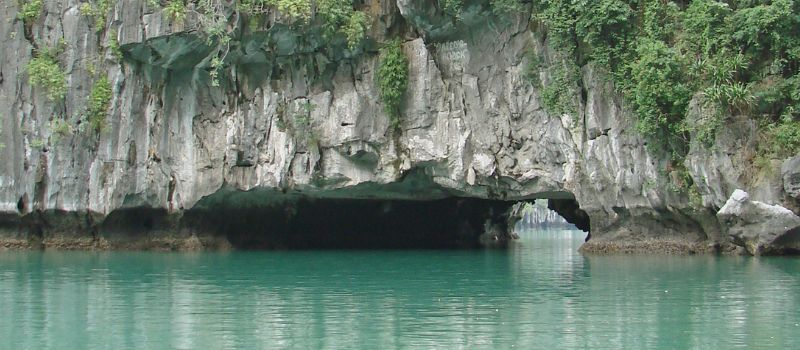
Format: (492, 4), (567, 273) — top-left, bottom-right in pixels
(186, 197), (515, 250)
(178, 194), (591, 250)
(512, 199), (591, 242)
(101, 173), (590, 250)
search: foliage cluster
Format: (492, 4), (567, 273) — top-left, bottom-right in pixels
(292, 101), (319, 145)
(163, 0), (188, 23)
(529, 0), (800, 159)
(490, 0), (524, 16)
(79, 0), (112, 31)
(538, 56), (580, 117)
(761, 117), (800, 159)
(378, 39), (409, 130)
(315, 0), (371, 48)
(49, 118), (73, 145)
(27, 48), (67, 101)
(87, 76), (113, 133)
(343, 10), (369, 49)
(439, 0), (524, 16)
(108, 36), (123, 61)
(18, 0), (43, 23)
(147, 0), (371, 86)
(440, 0), (464, 16)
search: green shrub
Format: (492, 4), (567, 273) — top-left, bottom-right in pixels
(703, 82), (754, 115)
(378, 39), (409, 130)
(208, 55), (224, 87)
(527, 0), (800, 162)
(272, 0), (312, 20)
(640, 1), (679, 42)
(540, 57), (579, 117)
(87, 76), (113, 132)
(238, 0), (311, 21)
(316, 0), (370, 48)
(626, 38), (692, 143)
(679, 0), (732, 55)
(79, 0), (112, 31)
(694, 112), (722, 148)
(18, 0), (43, 23)
(164, 0), (187, 23)
(574, 0), (634, 69)
(317, 0), (352, 33)
(523, 49), (542, 83)
(729, 0), (797, 58)
(108, 36), (123, 61)
(292, 101), (315, 138)
(440, 0), (463, 16)
(30, 139), (45, 149)
(760, 116), (800, 159)
(344, 11), (369, 49)
(27, 50), (67, 101)
(491, 0), (523, 16)
(51, 118), (72, 136)
(531, 1), (579, 54)
(50, 118), (72, 144)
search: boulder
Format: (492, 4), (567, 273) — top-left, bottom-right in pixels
(717, 189), (800, 255)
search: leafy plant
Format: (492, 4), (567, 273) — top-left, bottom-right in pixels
(694, 111), (722, 148)
(703, 82), (755, 115)
(164, 0), (187, 23)
(209, 55), (224, 87)
(316, 0), (370, 48)
(27, 48), (67, 101)
(51, 118), (72, 136)
(18, 0), (43, 23)
(79, 0), (112, 31)
(491, 0), (523, 16)
(343, 11), (369, 49)
(539, 56), (579, 117)
(377, 39), (409, 130)
(270, 0), (312, 21)
(759, 116), (800, 159)
(528, 0), (800, 163)
(293, 102), (314, 131)
(108, 36), (123, 61)
(536, 51), (580, 117)
(30, 139), (45, 149)
(523, 48), (542, 83)
(626, 38), (692, 147)
(440, 0), (463, 16)
(317, 0), (352, 33)
(87, 76), (113, 132)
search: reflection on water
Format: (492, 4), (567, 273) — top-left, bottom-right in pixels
(1, 230), (799, 349)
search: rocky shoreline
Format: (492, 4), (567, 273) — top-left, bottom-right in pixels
(0, 236), (232, 252)
(0, 188), (795, 255)
(1, 1), (799, 255)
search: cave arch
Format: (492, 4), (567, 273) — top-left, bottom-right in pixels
(94, 168), (591, 250)
(93, 192), (590, 250)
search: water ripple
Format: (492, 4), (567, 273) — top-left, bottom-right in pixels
(1, 230), (799, 349)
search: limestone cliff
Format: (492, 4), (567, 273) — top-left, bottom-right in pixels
(1, 0), (797, 253)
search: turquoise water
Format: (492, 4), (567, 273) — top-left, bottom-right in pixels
(1, 230), (799, 349)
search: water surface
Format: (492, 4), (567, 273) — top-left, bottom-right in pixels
(1, 230), (799, 349)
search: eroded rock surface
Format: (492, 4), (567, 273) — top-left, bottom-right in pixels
(718, 190), (800, 255)
(0, 1), (795, 252)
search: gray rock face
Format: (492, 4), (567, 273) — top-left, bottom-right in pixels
(784, 157), (800, 199)
(717, 190), (800, 255)
(0, 1), (795, 251)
